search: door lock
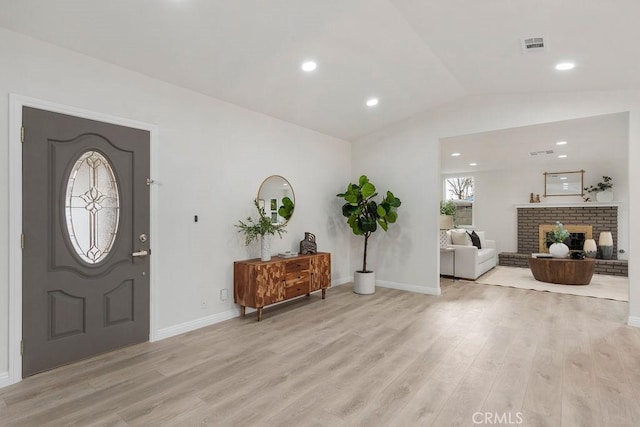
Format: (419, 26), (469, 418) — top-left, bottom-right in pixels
(139, 233), (148, 243)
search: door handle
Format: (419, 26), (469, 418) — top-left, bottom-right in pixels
(132, 250), (149, 258)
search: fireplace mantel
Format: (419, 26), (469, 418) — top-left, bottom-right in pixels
(515, 202), (621, 209)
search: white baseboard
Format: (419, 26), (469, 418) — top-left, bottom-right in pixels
(332, 277), (352, 287)
(376, 280), (441, 296)
(628, 316), (640, 328)
(0, 371), (11, 389)
(153, 308), (240, 341)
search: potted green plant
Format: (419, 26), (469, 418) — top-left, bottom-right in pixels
(336, 175), (401, 294)
(546, 221), (570, 258)
(236, 200), (287, 261)
(584, 175), (613, 202)
(439, 200), (456, 229)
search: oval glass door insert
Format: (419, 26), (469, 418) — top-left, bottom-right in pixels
(65, 151), (120, 264)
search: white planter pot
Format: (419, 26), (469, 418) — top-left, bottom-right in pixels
(354, 271), (375, 295)
(261, 234), (271, 261)
(549, 242), (569, 258)
(596, 190), (614, 202)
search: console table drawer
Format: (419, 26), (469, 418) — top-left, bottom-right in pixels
(285, 258), (310, 273)
(284, 283), (310, 300)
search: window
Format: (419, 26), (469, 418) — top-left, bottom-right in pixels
(444, 176), (474, 226)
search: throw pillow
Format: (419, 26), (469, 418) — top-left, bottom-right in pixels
(468, 230), (482, 249)
(450, 229), (472, 246)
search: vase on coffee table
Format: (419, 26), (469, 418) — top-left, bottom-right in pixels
(549, 242), (569, 258)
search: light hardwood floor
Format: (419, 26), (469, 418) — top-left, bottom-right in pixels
(2, 279), (640, 426)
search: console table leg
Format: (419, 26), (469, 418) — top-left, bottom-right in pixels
(240, 306), (245, 318)
(322, 288), (326, 299)
(257, 307), (263, 322)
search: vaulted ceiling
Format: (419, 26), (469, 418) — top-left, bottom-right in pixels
(1, 0), (639, 140)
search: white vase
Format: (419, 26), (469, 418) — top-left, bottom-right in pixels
(599, 231), (614, 260)
(354, 271), (375, 295)
(596, 190), (614, 202)
(549, 242), (569, 258)
(260, 234), (271, 261)
(583, 239), (597, 258)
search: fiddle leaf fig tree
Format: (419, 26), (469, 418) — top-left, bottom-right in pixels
(337, 175), (401, 273)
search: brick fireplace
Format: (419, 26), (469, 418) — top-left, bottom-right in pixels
(499, 203), (628, 276)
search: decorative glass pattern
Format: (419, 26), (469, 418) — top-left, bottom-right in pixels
(65, 151), (120, 264)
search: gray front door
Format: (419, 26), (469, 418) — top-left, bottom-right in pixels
(22, 107), (151, 377)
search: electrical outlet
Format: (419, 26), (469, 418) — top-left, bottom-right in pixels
(220, 289), (228, 302)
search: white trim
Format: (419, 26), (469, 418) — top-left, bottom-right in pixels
(0, 371), (10, 388)
(376, 280), (441, 296)
(628, 316), (640, 328)
(155, 309), (241, 341)
(7, 94), (159, 387)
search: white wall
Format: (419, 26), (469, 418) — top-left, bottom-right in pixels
(352, 91), (640, 325)
(444, 162), (629, 258)
(0, 28), (352, 381)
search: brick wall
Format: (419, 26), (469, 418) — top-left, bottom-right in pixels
(517, 206), (618, 258)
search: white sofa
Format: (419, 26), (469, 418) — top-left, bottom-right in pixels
(440, 230), (497, 280)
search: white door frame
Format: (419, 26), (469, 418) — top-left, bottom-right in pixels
(7, 94), (160, 386)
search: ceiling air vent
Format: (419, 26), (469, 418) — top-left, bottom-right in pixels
(521, 37), (546, 53)
(529, 150), (554, 156)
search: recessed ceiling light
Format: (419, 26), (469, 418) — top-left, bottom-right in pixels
(560, 177), (567, 180)
(558, 154), (568, 158)
(469, 163), (477, 166)
(555, 62), (575, 71)
(556, 141), (568, 145)
(451, 152), (461, 157)
(366, 98), (379, 107)
(301, 61), (317, 72)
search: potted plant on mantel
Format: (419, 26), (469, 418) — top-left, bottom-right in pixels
(547, 221), (570, 258)
(584, 175), (613, 202)
(337, 175), (401, 295)
(235, 200), (287, 261)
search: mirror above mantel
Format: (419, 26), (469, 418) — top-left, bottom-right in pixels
(544, 170), (584, 197)
(257, 175), (295, 225)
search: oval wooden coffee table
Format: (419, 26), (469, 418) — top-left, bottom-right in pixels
(528, 257), (595, 285)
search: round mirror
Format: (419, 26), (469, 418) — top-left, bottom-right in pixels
(257, 175), (295, 225)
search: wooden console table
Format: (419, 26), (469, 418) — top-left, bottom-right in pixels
(234, 252), (331, 321)
(528, 257), (595, 285)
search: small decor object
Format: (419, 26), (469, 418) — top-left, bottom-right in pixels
(277, 251), (298, 258)
(583, 239), (597, 258)
(299, 232), (317, 254)
(547, 221), (570, 258)
(598, 231), (614, 260)
(235, 200), (287, 262)
(584, 175), (613, 202)
(535, 194), (541, 203)
(529, 193), (535, 203)
(570, 251), (585, 260)
(337, 175), (401, 295)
